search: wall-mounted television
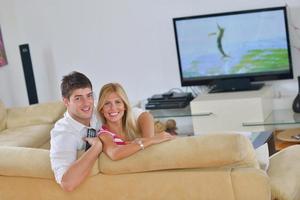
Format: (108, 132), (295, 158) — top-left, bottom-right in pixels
(173, 6), (293, 93)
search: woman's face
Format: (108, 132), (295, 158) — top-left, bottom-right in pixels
(101, 92), (126, 123)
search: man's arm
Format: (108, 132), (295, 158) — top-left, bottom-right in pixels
(137, 111), (155, 138)
(51, 132), (102, 192)
(60, 137), (102, 192)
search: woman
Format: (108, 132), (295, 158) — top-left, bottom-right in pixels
(96, 83), (175, 160)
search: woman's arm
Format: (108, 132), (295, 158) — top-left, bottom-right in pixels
(100, 132), (174, 161)
(137, 111), (155, 138)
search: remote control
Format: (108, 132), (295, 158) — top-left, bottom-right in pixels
(85, 129), (97, 151)
(291, 135), (300, 140)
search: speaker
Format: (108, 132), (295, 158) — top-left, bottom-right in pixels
(19, 44), (38, 105)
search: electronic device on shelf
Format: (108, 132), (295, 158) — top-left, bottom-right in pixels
(173, 6), (293, 93)
(145, 92), (194, 110)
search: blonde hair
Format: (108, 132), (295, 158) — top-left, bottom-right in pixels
(97, 83), (140, 140)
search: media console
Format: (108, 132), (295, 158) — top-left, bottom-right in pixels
(190, 85), (274, 134)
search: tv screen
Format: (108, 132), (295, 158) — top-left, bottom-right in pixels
(173, 6), (293, 93)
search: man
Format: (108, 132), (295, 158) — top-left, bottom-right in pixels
(50, 71), (155, 192)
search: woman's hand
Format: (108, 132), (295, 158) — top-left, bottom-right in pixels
(132, 132), (175, 147)
(150, 131), (176, 145)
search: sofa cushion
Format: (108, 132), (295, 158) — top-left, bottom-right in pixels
(0, 147), (99, 179)
(99, 133), (258, 174)
(0, 100), (6, 131)
(232, 168), (271, 200)
(6, 101), (65, 129)
(0, 124), (53, 148)
(0, 147), (55, 179)
(267, 145), (300, 200)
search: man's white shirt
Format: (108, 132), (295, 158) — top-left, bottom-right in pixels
(50, 107), (144, 184)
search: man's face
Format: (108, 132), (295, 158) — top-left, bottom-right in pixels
(63, 87), (94, 126)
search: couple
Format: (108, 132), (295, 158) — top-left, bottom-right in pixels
(50, 71), (175, 191)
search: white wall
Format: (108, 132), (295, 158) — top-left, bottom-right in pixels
(0, 0), (300, 108)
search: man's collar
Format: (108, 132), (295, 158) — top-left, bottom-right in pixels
(65, 110), (98, 131)
(65, 111), (88, 131)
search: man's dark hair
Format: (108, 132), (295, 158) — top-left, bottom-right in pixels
(61, 71), (92, 99)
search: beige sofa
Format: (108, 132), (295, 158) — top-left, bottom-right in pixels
(267, 145), (300, 200)
(2, 101), (298, 200)
(0, 100), (66, 148)
(0, 132), (270, 200)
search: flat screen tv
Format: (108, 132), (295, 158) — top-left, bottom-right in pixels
(173, 6), (293, 93)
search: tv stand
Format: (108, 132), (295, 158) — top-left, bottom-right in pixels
(209, 78), (264, 93)
(190, 85), (273, 134)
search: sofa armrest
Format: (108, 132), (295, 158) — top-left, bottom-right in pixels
(6, 101), (66, 128)
(0, 100), (7, 131)
(99, 133), (259, 174)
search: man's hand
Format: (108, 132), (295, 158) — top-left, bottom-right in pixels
(84, 137), (103, 153)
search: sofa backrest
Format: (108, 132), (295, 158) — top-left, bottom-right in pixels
(0, 134), (258, 180)
(0, 147), (99, 180)
(6, 101), (66, 129)
(0, 100), (7, 131)
(99, 133), (259, 174)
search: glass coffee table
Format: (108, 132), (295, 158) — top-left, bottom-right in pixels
(243, 109), (300, 152)
(149, 108), (276, 156)
(250, 131), (275, 156)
